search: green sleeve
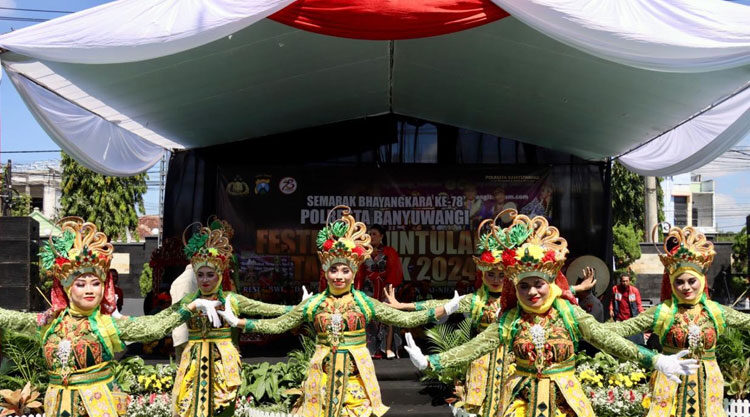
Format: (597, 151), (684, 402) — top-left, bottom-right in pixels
(416, 295), (472, 314)
(722, 305), (750, 331)
(0, 308), (38, 337)
(371, 297), (437, 327)
(575, 306), (656, 369)
(415, 298), (449, 311)
(601, 306), (657, 336)
(116, 303), (192, 342)
(233, 293), (293, 317)
(244, 303), (305, 334)
(430, 322), (502, 371)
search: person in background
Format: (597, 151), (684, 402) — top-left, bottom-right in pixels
(110, 268), (124, 312)
(355, 224), (404, 359)
(573, 267), (602, 322)
(609, 270), (645, 344)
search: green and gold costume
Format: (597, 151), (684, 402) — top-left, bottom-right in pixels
(245, 288), (438, 417)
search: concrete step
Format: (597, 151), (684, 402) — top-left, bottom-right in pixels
(380, 380), (432, 405)
(372, 357), (423, 381)
(382, 404), (454, 417)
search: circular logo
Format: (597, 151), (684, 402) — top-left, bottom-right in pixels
(279, 177), (297, 194)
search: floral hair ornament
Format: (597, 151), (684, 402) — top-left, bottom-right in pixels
(316, 205), (373, 274)
(653, 224), (714, 302)
(38, 217), (116, 314)
(498, 210), (569, 285)
(183, 219), (234, 295)
(474, 209), (531, 272)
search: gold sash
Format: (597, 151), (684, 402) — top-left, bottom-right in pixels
(45, 362), (127, 417)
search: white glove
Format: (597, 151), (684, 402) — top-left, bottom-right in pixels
(301, 286), (312, 302)
(216, 297), (240, 328)
(442, 291), (465, 316)
(404, 333), (428, 371)
(654, 350), (699, 383)
(193, 299), (222, 328)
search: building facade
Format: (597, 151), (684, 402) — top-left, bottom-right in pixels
(11, 160), (62, 219)
(662, 173), (716, 234)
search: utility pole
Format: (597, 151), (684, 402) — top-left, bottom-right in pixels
(644, 176), (658, 242)
(157, 152), (168, 246)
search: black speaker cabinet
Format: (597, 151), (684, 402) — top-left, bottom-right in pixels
(0, 217), (43, 310)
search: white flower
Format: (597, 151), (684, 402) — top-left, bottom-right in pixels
(529, 324), (546, 351)
(688, 324), (701, 350)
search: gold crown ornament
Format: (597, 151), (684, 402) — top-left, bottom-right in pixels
(316, 205), (372, 274)
(182, 220), (233, 274)
(653, 224), (715, 279)
(39, 217), (113, 288)
(497, 210), (568, 284)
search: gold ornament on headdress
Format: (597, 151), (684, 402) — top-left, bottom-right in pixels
(316, 205), (372, 273)
(499, 210), (568, 284)
(652, 224), (715, 277)
(182, 221), (233, 273)
(45, 217), (113, 288)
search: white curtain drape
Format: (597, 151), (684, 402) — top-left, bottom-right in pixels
(0, 0), (748, 176)
(618, 87), (750, 176)
(5, 68), (166, 176)
(491, 0), (750, 72)
(0, 0), (747, 71)
(0, 0), (296, 64)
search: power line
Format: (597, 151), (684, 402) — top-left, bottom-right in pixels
(0, 16), (50, 22)
(0, 7), (73, 14)
(0, 150), (60, 154)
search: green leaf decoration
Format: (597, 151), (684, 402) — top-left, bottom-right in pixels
(39, 230), (75, 271)
(316, 227), (331, 249)
(331, 221), (348, 238)
(675, 245), (692, 258)
(502, 224), (531, 248)
(477, 233), (500, 253)
(209, 220), (223, 230)
(184, 233), (209, 258)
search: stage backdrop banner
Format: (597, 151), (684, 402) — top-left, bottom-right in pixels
(214, 165), (552, 301)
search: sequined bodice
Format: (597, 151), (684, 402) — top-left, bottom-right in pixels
(313, 294), (366, 333)
(512, 309), (575, 366)
(43, 315), (105, 372)
(664, 304), (717, 352)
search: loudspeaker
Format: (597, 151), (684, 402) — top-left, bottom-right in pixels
(0, 217), (42, 311)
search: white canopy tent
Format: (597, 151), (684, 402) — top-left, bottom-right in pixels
(0, 0), (748, 176)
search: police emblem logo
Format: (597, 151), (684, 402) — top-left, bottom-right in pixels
(255, 175), (271, 195)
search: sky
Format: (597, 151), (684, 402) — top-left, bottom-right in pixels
(0, 0), (748, 230)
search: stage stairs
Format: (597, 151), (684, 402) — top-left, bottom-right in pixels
(243, 357), (454, 417)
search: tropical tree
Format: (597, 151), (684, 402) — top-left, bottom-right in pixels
(613, 223), (642, 270)
(10, 193), (32, 216)
(732, 227), (748, 275)
(611, 161), (664, 235)
(60, 153), (147, 241)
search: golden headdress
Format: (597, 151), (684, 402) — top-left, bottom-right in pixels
(39, 217), (113, 288)
(316, 205), (372, 274)
(182, 220), (233, 274)
(655, 225), (715, 278)
(498, 210), (568, 284)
